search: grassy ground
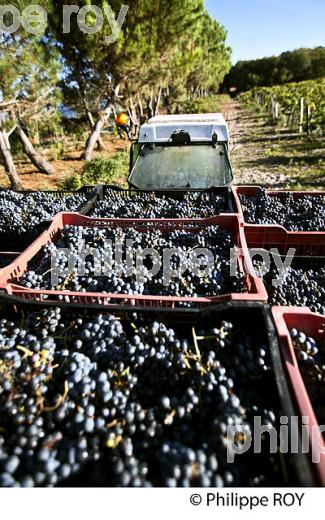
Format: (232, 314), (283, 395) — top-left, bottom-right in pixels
(222, 100), (325, 190)
(0, 135), (129, 191)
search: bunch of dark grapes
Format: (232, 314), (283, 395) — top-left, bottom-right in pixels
(20, 224), (245, 300)
(290, 328), (325, 432)
(239, 190), (325, 231)
(0, 190), (88, 240)
(253, 257), (325, 315)
(0, 307), (282, 487)
(90, 190), (229, 218)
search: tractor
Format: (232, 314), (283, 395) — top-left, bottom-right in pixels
(128, 113), (233, 190)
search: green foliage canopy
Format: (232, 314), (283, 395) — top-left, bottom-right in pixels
(225, 47), (325, 93)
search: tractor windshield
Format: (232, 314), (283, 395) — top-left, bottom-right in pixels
(129, 144), (233, 189)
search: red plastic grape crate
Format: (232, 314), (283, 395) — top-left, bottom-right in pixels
(232, 185), (325, 224)
(272, 306), (325, 485)
(231, 186), (325, 255)
(0, 212), (267, 308)
(241, 225), (325, 256)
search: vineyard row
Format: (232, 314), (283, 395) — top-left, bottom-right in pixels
(240, 78), (325, 135)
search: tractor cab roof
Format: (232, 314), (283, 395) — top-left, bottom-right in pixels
(138, 113), (229, 145)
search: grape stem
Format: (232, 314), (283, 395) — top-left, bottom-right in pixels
(42, 380), (69, 412)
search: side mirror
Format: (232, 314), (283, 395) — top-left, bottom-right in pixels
(130, 142), (139, 173)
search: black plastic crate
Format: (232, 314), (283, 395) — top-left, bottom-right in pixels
(90, 185), (236, 218)
(0, 251), (20, 269)
(0, 186), (100, 251)
(0, 296), (314, 486)
(22, 185), (100, 214)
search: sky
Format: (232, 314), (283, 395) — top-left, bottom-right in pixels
(205, 0), (325, 64)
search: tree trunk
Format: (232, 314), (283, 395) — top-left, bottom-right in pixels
(146, 95), (154, 119)
(15, 124), (54, 175)
(84, 104), (114, 161)
(3, 131), (11, 150)
(0, 129), (21, 189)
(86, 110), (105, 151)
(128, 97), (139, 139)
(153, 87), (162, 116)
(138, 95), (144, 117)
(163, 87), (171, 112)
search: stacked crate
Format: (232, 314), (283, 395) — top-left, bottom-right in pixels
(0, 184), (324, 486)
(232, 186), (325, 484)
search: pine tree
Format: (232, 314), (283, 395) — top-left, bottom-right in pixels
(47, 0), (231, 160)
(0, 12), (61, 187)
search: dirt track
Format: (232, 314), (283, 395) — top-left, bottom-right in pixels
(221, 100), (325, 190)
